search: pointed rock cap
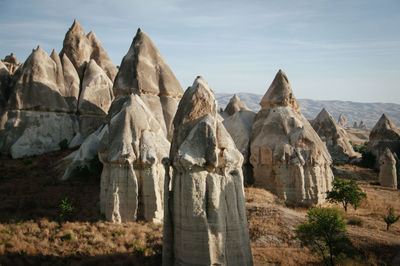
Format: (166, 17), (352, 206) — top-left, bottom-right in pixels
(70, 19), (85, 33)
(315, 108), (333, 121)
(338, 114), (349, 127)
(224, 94), (249, 116)
(260, 69), (299, 111)
(113, 28), (183, 97)
(370, 114), (400, 141)
(170, 76), (217, 157)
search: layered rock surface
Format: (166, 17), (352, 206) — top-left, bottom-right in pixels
(98, 94), (170, 223)
(0, 46), (79, 158)
(113, 28), (183, 141)
(0, 61), (10, 114)
(378, 148), (397, 189)
(222, 94), (256, 184)
(250, 70), (334, 206)
(368, 114), (400, 167)
(60, 20), (117, 81)
(311, 108), (359, 162)
(163, 77), (253, 266)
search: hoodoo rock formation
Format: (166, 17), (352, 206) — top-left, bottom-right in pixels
(60, 20), (117, 81)
(2, 53), (20, 74)
(338, 113), (349, 128)
(98, 94), (170, 223)
(0, 61), (10, 114)
(311, 108), (358, 162)
(222, 94), (256, 184)
(224, 93), (250, 116)
(163, 77), (253, 266)
(0, 46), (79, 158)
(368, 114), (400, 167)
(113, 28), (183, 141)
(378, 148), (398, 189)
(250, 70), (334, 206)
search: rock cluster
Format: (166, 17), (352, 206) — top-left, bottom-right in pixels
(311, 108), (359, 162)
(378, 148), (397, 189)
(250, 70), (334, 206)
(368, 114), (400, 168)
(0, 20), (116, 158)
(163, 77), (253, 266)
(222, 94), (256, 184)
(2, 53), (20, 74)
(337, 113), (349, 128)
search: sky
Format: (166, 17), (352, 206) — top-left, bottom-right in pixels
(0, 0), (399, 104)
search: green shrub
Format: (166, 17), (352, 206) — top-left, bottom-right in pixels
(383, 206), (400, 231)
(59, 139), (69, 150)
(295, 207), (354, 266)
(326, 179), (367, 212)
(59, 197), (75, 221)
(72, 156), (102, 180)
(350, 142), (376, 169)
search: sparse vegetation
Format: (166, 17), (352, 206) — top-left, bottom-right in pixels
(295, 207), (353, 266)
(59, 197), (75, 221)
(72, 156), (103, 179)
(350, 141), (376, 169)
(383, 206), (400, 231)
(327, 178), (367, 212)
(346, 216), (363, 227)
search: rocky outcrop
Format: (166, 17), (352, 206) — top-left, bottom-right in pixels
(0, 61), (10, 114)
(61, 53), (80, 112)
(60, 20), (117, 81)
(338, 113), (349, 128)
(379, 148), (397, 189)
(163, 77), (253, 266)
(359, 120), (367, 129)
(311, 108), (359, 162)
(368, 114), (400, 167)
(113, 28), (183, 141)
(250, 70), (334, 206)
(0, 46), (79, 158)
(224, 94), (249, 116)
(98, 94), (170, 223)
(353, 122), (358, 128)
(78, 59), (114, 136)
(2, 53), (19, 74)
(223, 101), (256, 184)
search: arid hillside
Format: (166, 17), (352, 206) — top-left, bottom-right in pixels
(0, 151), (399, 265)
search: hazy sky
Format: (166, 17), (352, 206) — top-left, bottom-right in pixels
(1, 0), (399, 103)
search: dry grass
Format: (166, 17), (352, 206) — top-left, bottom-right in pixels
(1, 151), (400, 265)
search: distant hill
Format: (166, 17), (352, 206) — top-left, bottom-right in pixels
(215, 93), (400, 128)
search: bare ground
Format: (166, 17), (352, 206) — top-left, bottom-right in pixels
(0, 150), (399, 265)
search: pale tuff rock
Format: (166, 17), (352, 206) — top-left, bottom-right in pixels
(338, 113), (349, 128)
(359, 120), (367, 129)
(60, 20), (117, 81)
(224, 94), (250, 116)
(61, 125), (108, 180)
(163, 77), (253, 266)
(223, 108), (256, 184)
(311, 108), (359, 162)
(61, 53), (80, 112)
(250, 70), (334, 206)
(259, 69), (300, 111)
(368, 114), (400, 167)
(0, 110), (78, 158)
(79, 59), (114, 115)
(98, 94), (170, 223)
(113, 28), (183, 140)
(379, 148), (397, 189)
(7, 46), (70, 113)
(353, 122), (358, 128)
(0, 47), (80, 158)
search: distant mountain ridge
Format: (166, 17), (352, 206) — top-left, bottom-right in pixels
(215, 93), (400, 128)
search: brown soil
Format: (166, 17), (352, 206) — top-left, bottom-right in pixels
(1, 152), (399, 265)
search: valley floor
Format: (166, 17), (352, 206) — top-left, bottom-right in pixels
(0, 150), (399, 265)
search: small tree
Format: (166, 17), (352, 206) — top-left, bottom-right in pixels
(296, 207), (353, 266)
(59, 197), (75, 221)
(326, 179), (367, 212)
(383, 206), (400, 231)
